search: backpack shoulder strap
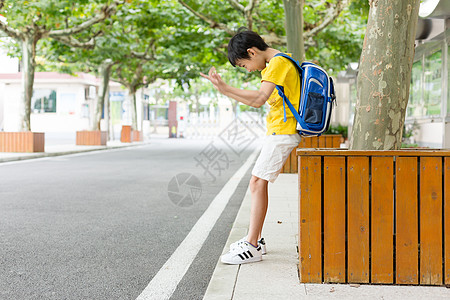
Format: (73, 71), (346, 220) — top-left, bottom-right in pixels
(272, 53), (303, 124)
(273, 53), (303, 74)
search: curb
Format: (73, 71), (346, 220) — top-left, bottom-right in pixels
(0, 141), (151, 163)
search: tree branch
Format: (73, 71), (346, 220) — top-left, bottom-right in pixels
(48, 1), (119, 37)
(0, 17), (23, 40)
(260, 32), (286, 45)
(131, 63), (144, 88)
(244, 0), (258, 30)
(214, 47), (227, 58)
(111, 65), (127, 86)
(226, 0), (244, 12)
(131, 39), (156, 60)
(52, 35), (96, 49)
(177, 0), (235, 35)
(304, 0), (347, 39)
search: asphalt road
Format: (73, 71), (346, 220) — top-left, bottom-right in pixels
(0, 137), (258, 300)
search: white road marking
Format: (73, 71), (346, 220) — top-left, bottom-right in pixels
(135, 149), (259, 300)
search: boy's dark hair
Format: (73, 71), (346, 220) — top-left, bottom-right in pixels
(227, 28), (269, 67)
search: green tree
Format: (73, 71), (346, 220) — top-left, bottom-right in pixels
(349, 0), (420, 150)
(43, 0), (165, 131)
(111, 60), (151, 131)
(176, 0), (356, 70)
(0, 0), (120, 132)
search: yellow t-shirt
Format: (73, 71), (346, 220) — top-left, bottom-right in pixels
(261, 53), (300, 135)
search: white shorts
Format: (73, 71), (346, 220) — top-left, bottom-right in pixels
(252, 134), (301, 183)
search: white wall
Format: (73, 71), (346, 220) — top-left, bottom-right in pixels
(0, 43), (19, 74)
(0, 82), (4, 130)
(2, 82), (90, 132)
(333, 79), (351, 126)
(2, 82), (21, 131)
(444, 122), (450, 148)
(413, 122), (444, 148)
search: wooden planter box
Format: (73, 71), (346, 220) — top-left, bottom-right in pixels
(76, 131), (107, 146)
(281, 134), (343, 173)
(297, 149), (450, 286)
(132, 130), (142, 142)
(120, 125), (132, 143)
(0, 132), (45, 152)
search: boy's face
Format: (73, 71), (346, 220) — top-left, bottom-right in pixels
(235, 50), (266, 72)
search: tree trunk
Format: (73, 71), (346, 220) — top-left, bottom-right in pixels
(283, 0), (305, 61)
(105, 85), (112, 141)
(19, 36), (37, 132)
(127, 88), (138, 130)
(350, 0), (420, 150)
(90, 60), (113, 131)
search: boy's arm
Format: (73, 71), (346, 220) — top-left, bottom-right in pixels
(200, 67), (275, 108)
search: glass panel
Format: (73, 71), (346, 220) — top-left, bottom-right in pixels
(408, 59), (423, 117)
(423, 50), (442, 116)
(448, 45), (450, 115)
(31, 89), (57, 113)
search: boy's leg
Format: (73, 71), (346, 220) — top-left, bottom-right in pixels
(246, 175), (268, 247)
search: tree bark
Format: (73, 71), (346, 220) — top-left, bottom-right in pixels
(283, 0), (305, 61)
(90, 59), (114, 130)
(19, 36), (37, 132)
(350, 0), (420, 150)
(127, 87), (138, 130)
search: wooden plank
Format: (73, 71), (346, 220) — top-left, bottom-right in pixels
(371, 157), (394, 283)
(332, 135), (341, 148)
(311, 136), (319, 148)
(298, 137), (306, 148)
(396, 157), (419, 284)
(323, 156), (346, 283)
(318, 136), (326, 148)
(299, 156), (322, 283)
(325, 135), (333, 148)
(445, 157), (450, 285)
(347, 156), (370, 283)
(290, 147), (298, 173)
(303, 137), (313, 148)
(420, 157), (443, 285)
(297, 149), (450, 157)
(284, 150), (292, 173)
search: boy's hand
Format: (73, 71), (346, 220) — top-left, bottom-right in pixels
(200, 67), (227, 93)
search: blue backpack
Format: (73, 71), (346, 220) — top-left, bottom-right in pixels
(274, 53), (336, 136)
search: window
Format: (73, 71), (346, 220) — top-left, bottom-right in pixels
(448, 45), (450, 116)
(32, 89), (56, 113)
(408, 60), (423, 117)
(423, 50), (442, 116)
(407, 48), (443, 118)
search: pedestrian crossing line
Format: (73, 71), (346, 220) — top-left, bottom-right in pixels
(135, 148), (259, 300)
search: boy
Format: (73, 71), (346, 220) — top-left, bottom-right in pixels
(200, 29), (301, 264)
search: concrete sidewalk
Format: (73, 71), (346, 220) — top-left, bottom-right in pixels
(0, 140), (150, 163)
(204, 174), (450, 300)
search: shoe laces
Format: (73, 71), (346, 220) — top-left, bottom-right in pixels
(230, 242), (250, 254)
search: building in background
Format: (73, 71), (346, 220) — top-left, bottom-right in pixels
(407, 0), (450, 148)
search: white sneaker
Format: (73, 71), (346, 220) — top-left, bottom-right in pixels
(221, 241), (262, 265)
(258, 238), (267, 255)
(230, 236), (267, 255)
